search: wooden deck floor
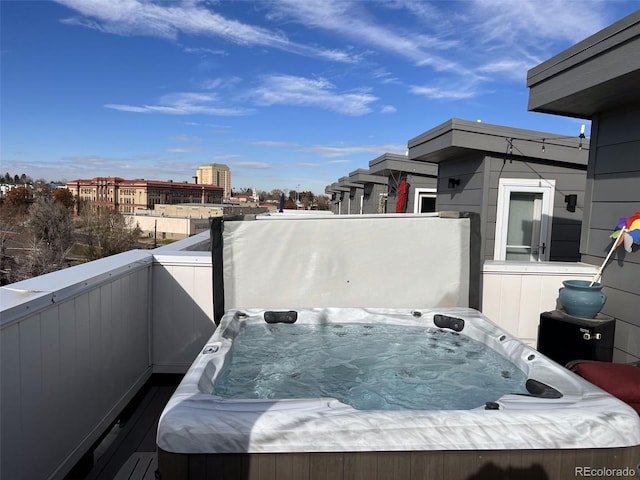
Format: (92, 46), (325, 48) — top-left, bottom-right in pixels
(65, 374), (181, 480)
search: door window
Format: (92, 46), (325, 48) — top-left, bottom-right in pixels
(495, 179), (555, 261)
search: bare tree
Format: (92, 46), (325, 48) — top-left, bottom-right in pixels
(315, 195), (331, 210)
(0, 223), (17, 285)
(10, 195), (74, 281)
(78, 207), (141, 260)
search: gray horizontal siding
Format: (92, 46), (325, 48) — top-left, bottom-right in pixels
(581, 105), (640, 362)
(594, 108), (640, 147)
(587, 202), (640, 230)
(438, 189), (484, 209)
(406, 173), (437, 188)
(436, 152), (585, 261)
(591, 175), (640, 202)
(362, 183), (387, 214)
(582, 228), (640, 265)
(486, 156), (585, 261)
(437, 158), (485, 205)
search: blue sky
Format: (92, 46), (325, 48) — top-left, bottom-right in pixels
(2, 1), (638, 194)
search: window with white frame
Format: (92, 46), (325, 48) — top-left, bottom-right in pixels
(494, 178), (555, 261)
(413, 188), (437, 213)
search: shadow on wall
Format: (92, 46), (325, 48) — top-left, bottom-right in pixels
(502, 214), (583, 263)
(152, 259), (216, 368)
(466, 462), (549, 480)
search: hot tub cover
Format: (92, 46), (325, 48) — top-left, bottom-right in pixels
(221, 215), (471, 311)
(157, 308), (640, 454)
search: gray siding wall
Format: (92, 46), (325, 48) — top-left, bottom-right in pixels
(436, 154), (585, 261)
(340, 193), (349, 214)
(581, 105), (640, 363)
(347, 186), (365, 214)
(362, 183), (387, 214)
(435, 155), (489, 255)
(333, 192), (350, 215)
(386, 188), (398, 213)
(485, 156), (586, 262)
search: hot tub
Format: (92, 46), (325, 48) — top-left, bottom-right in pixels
(157, 307), (640, 479)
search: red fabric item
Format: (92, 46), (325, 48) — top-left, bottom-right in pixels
(573, 363), (640, 408)
(395, 179), (408, 213)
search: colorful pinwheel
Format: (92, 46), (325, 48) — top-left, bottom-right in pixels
(610, 211), (640, 253)
(590, 211), (640, 285)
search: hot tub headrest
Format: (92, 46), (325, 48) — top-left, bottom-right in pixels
(264, 311), (298, 324)
(434, 314), (465, 332)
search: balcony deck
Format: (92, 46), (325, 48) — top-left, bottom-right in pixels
(1, 221), (636, 480)
(59, 374), (180, 480)
(75, 375), (181, 480)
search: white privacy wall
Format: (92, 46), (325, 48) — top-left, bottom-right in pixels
(0, 251), (153, 480)
(152, 252), (216, 372)
(481, 261), (599, 347)
(223, 215), (471, 311)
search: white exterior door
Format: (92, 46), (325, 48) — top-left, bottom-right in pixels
(495, 179), (555, 261)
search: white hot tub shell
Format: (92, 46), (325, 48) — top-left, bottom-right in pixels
(157, 307), (640, 454)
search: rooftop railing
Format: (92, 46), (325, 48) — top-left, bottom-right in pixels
(0, 232), (214, 480)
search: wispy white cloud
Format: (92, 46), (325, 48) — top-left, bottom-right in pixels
(212, 154), (241, 161)
(462, 0), (617, 81)
(228, 161), (271, 169)
(385, 0), (443, 22)
(170, 134), (202, 142)
(409, 82), (479, 100)
(317, 48), (363, 63)
(105, 92), (254, 116)
(371, 68), (401, 85)
(268, 0), (462, 71)
(249, 140), (406, 160)
(20, 154), (197, 182)
(470, 0), (611, 46)
(252, 140), (299, 148)
(381, 105), (396, 114)
(55, 0), (358, 63)
(56, 0), (286, 42)
(477, 60), (525, 74)
(250, 74), (377, 116)
(199, 78), (224, 90)
(300, 144), (406, 158)
(53, 0), (630, 110)
(184, 46), (227, 56)
(167, 148), (193, 153)
(199, 77), (242, 91)
(185, 121), (232, 129)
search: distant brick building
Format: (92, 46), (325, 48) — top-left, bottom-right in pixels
(66, 177), (224, 214)
(196, 164), (231, 199)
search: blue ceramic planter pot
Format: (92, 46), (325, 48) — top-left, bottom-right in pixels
(558, 280), (607, 318)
